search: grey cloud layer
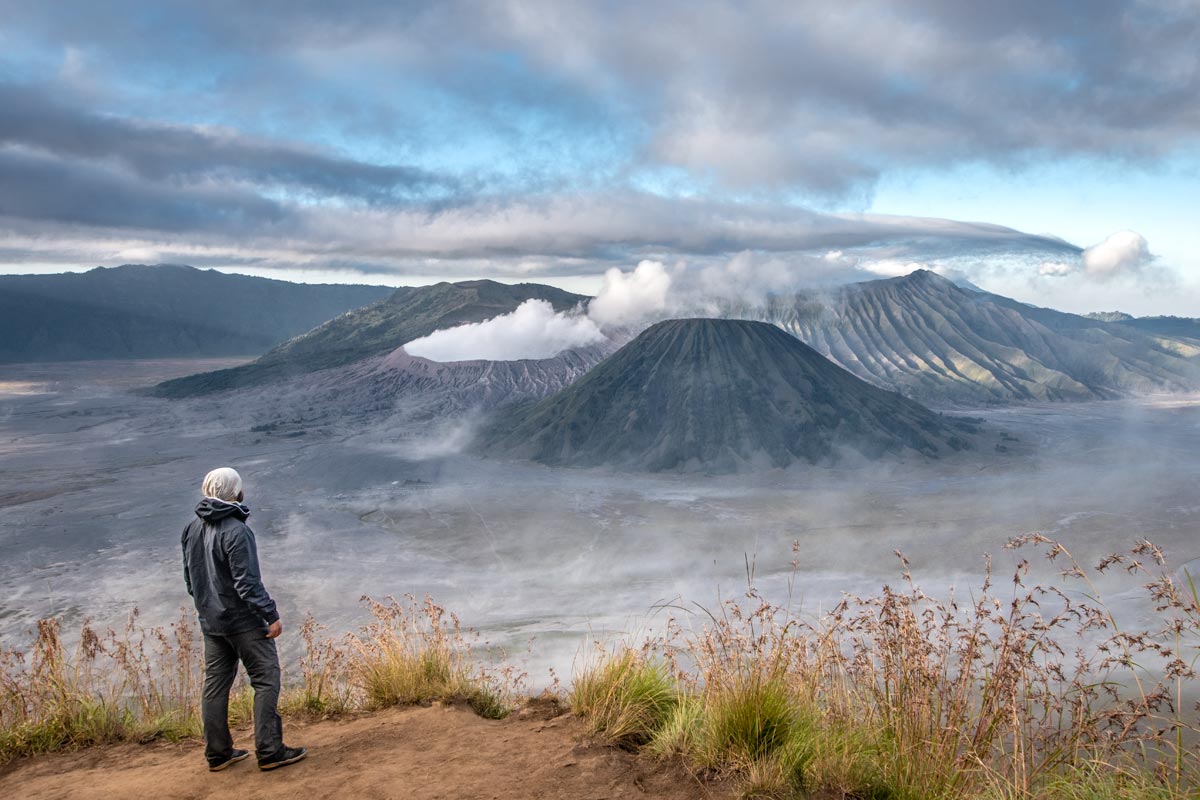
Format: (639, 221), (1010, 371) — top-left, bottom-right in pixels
(0, 182), (1079, 277)
(6, 1), (1198, 196)
(0, 84), (1079, 268)
(0, 148), (285, 233)
(0, 0), (1192, 276)
(0, 85), (454, 204)
(497, 0), (1200, 194)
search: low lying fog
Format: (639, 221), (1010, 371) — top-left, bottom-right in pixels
(2, 360), (1198, 684)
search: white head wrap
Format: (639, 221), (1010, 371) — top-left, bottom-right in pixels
(201, 467), (243, 502)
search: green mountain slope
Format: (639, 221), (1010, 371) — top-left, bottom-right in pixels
(0, 264), (392, 362)
(478, 318), (982, 472)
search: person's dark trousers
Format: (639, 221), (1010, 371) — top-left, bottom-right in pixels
(201, 629), (284, 764)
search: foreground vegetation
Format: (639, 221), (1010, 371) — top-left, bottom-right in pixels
(571, 536), (1200, 799)
(2, 536), (1198, 800)
(0, 595), (520, 762)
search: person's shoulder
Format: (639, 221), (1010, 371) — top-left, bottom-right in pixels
(220, 517), (254, 536)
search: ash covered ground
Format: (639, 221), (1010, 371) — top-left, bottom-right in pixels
(2, 359), (1199, 683)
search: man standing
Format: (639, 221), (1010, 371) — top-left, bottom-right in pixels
(182, 467), (307, 772)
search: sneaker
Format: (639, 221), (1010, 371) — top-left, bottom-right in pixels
(208, 749), (251, 772)
(258, 746), (308, 771)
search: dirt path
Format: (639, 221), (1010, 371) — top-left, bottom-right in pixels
(0, 701), (731, 800)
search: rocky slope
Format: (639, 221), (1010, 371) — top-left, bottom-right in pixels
(289, 343), (616, 424)
(728, 270), (1200, 404)
(153, 279), (588, 396)
(478, 318), (983, 472)
(1112, 315), (1200, 344)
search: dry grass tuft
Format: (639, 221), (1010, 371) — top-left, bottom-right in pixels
(0, 610), (201, 759)
(0, 595), (521, 762)
(571, 536), (1200, 799)
(347, 594), (519, 719)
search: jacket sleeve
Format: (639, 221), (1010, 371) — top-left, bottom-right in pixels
(181, 525), (193, 597)
(223, 524), (280, 624)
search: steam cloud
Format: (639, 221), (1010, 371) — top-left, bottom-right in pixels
(406, 259), (675, 362)
(1082, 231), (1152, 279)
(592, 252), (881, 318)
(404, 231), (1160, 364)
(1038, 230), (1152, 281)
(587, 260), (673, 327)
(1038, 261), (1075, 278)
(403, 299), (604, 362)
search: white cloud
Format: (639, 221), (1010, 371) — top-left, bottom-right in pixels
(859, 259), (926, 278)
(1081, 230), (1152, 279)
(586, 260), (672, 327)
(694, 251), (797, 299)
(1038, 261), (1074, 277)
(403, 299), (604, 362)
(1030, 231), (1153, 283)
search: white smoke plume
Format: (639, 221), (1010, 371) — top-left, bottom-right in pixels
(403, 260), (673, 362)
(404, 299), (604, 362)
(407, 245), (1033, 364)
(586, 260), (672, 327)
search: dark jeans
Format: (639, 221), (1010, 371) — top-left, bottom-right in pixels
(201, 629), (283, 763)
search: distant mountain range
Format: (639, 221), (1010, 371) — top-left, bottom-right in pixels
(11, 264), (1196, 415)
(1085, 311), (1200, 341)
(153, 280), (588, 397)
(1104, 315), (1200, 343)
(0, 264), (392, 362)
(477, 318), (986, 472)
(728, 270), (1200, 404)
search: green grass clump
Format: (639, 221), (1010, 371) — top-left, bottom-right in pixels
(696, 673), (800, 766)
(570, 648), (678, 748)
(646, 693), (703, 757)
(979, 760), (1184, 800)
(0, 701), (134, 758)
(697, 672), (808, 797)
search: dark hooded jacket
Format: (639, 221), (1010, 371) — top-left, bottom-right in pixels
(182, 498), (280, 636)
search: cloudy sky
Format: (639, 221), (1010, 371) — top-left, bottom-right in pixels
(1, 0), (1197, 313)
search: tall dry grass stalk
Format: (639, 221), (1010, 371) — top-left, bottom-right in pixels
(278, 613), (355, 717)
(0, 609), (202, 758)
(346, 594), (522, 719)
(0, 595), (521, 762)
(574, 536), (1200, 799)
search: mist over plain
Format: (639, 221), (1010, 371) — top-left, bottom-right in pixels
(2, 352), (1197, 685)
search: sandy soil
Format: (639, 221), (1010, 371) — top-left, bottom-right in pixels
(0, 701), (731, 800)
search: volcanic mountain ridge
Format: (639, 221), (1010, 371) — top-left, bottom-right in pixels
(477, 317), (987, 472)
(153, 279), (588, 396)
(728, 270), (1200, 404)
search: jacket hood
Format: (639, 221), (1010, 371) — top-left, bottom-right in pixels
(195, 497), (250, 522)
